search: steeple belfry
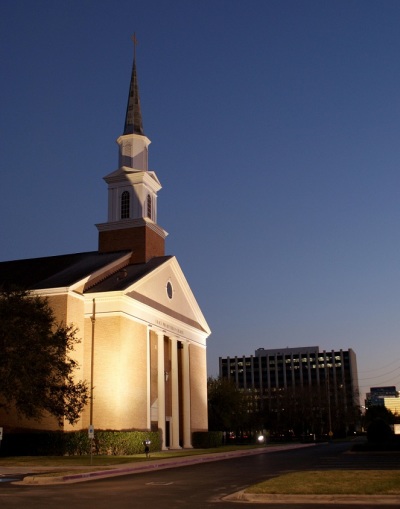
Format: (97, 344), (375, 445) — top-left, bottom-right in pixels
(97, 38), (167, 264)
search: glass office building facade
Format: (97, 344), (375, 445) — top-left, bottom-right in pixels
(219, 346), (360, 435)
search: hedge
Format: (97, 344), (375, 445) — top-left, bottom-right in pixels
(192, 431), (224, 448)
(0, 430), (161, 456)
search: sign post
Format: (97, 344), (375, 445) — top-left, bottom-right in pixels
(88, 425), (94, 465)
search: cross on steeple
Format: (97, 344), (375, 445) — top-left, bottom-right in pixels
(132, 33), (138, 61)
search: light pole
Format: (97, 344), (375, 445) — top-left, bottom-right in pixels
(89, 298), (96, 463)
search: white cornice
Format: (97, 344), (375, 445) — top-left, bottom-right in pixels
(96, 218), (168, 238)
(32, 287), (85, 300)
(104, 168), (161, 189)
(116, 133), (151, 148)
(85, 289), (209, 346)
(123, 256), (210, 334)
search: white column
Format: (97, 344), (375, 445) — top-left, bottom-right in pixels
(170, 336), (181, 449)
(146, 326), (151, 429)
(157, 331), (167, 450)
(182, 341), (192, 448)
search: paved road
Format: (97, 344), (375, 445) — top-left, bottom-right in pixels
(1, 442), (399, 508)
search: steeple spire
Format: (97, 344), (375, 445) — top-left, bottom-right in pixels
(123, 34), (144, 135)
(97, 36), (167, 264)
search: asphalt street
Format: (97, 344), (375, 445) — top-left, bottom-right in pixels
(1, 441), (400, 508)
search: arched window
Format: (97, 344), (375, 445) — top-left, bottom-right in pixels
(146, 194), (152, 219)
(121, 191), (130, 219)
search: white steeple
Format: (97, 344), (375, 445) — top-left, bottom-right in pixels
(97, 37), (167, 264)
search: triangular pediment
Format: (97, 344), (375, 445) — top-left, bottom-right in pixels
(125, 256), (210, 335)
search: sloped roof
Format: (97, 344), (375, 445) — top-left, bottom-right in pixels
(0, 251), (130, 290)
(123, 49), (144, 135)
(0, 251), (173, 295)
(85, 255), (172, 292)
(0, 252), (209, 336)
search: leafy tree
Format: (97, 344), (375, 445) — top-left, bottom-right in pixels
(207, 376), (246, 432)
(0, 289), (89, 425)
(364, 405), (395, 428)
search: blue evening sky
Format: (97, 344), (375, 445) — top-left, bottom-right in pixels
(1, 0), (400, 403)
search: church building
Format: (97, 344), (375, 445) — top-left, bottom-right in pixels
(0, 44), (211, 449)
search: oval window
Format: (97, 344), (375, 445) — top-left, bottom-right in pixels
(166, 281), (173, 299)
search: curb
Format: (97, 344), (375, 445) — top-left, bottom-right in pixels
(225, 491), (400, 506)
(21, 443), (314, 485)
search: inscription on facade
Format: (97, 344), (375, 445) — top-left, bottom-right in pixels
(155, 319), (183, 336)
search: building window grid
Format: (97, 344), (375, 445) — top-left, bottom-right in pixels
(220, 349), (357, 428)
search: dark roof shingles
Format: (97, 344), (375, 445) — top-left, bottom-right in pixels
(85, 256), (172, 292)
(0, 251), (130, 290)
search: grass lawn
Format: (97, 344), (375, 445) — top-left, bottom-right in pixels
(0, 444), (263, 467)
(246, 470), (400, 495)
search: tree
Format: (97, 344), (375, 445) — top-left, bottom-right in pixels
(0, 289), (89, 425)
(207, 376), (247, 433)
(363, 405), (395, 428)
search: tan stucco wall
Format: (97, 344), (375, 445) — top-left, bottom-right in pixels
(47, 293), (85, 382)
(1, 291), (209, 439)
(48, 293), (86, 431)
(190, 343), (208, 431)
(81, 314), (148, 431)
(0, 407), (60, 432)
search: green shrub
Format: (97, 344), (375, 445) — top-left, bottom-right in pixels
(192, 431), (223, 448)
(87, 430), (161, 455)
(0, 430), (161, 456)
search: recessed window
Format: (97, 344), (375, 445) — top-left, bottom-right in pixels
(146, 194), (152, 219)
(121, 191), (130, 219)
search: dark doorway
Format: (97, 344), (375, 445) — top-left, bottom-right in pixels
(166, 420), (170, 448)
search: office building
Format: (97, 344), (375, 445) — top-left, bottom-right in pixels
(365, 386), (398, 407)
(220, 346), (360, 435)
